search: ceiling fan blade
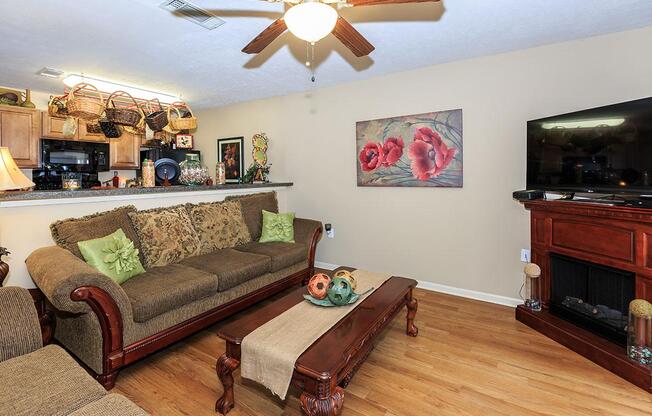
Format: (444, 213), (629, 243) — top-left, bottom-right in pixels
(331, 17), (375, 57)
(348, 0), (439, 6)
(242, 18), (287, 54)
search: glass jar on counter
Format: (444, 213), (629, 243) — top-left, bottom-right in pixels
(628, 299), (652, 367)
(178, 154), (209, 186)
(62, 172), (82, 191)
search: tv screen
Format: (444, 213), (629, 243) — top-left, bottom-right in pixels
(527, 97), (652, 194)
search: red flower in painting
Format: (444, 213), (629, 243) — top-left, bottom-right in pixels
(359, 142), (384, 172)
(381, 137), (404, 167)
(407, 127), (456, 180)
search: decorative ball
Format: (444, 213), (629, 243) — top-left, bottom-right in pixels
(327, 277), (353, 306)
(333, 270), (357, 291)
(307, 273), (331, 300)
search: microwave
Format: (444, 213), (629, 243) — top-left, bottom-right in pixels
(41, 139), (109, 172)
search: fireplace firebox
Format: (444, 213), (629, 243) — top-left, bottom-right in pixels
(550, 253), (635, 346)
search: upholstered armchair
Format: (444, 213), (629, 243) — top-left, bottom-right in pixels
(0, 287), (148, 416)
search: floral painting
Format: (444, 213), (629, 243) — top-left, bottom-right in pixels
(356, 110), (463, 187)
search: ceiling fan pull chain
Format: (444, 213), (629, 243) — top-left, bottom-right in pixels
(310, 42), (316, 83)
(305, 41), (316, 83)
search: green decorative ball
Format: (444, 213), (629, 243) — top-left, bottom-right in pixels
(327, 277), (353, 306)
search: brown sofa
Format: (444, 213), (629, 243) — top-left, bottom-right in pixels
(0, 287), (148, 415)
(26, 192), (322, 389)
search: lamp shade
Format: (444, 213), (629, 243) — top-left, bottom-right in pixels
(0, 147), (35, 191)
(284, 2), (338, 43)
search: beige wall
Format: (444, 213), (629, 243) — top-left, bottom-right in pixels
(194, 27), (652, 300)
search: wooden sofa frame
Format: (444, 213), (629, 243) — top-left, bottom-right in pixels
(64, 226), (322, 389)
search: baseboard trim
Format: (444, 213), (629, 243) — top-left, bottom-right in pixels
(416, 280), (521, 308)
(314, 261), (339, 271)
(313, 261), (521, 308)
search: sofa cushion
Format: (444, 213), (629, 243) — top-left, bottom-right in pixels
(0, 345), (107, 416)
(50, 205), (143, 262)
(69, 394), (148, 416)
(235, 242), (307, 272)
(128, 205), (201, 268)
(121, 263), (219, 323)
(77, 228), (146, 285)
(181, 248), (271, 291)
(186, 200), (251, 254)
(226, 192), (278, 241)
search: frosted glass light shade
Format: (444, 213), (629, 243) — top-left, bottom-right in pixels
(284, 2), (338, 43)
(0, 147), (35, 191)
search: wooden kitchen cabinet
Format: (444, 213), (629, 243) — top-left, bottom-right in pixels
(110, 131), (140, 169)
(42, 114), (108, 143)
(41, 113), (73, 139)
(0, 106), (39, 168)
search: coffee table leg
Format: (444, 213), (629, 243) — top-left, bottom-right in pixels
(215, 353), (240, 415)
(406, 289), (419, 337)
(300, 386), (344, 416)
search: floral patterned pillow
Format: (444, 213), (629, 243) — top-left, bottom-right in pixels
(128, 206), (201, 268)
(186, 200), (252, 255)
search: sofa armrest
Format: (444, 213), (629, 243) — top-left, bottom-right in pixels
(0, 287), (43, 362)
(294, 218), (323, 246)
(26, 246), (132, 321)
(293, 218), (323, 279)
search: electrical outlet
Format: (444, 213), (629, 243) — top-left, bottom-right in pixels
(326, 228), (335, 239)
(520, 248), (531, 263)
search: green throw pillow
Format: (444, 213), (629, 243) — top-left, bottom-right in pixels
(259, 210), (295, 243)
(78, 228), (145, 285)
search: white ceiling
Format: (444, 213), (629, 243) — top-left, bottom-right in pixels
(1, 0), (652, 108)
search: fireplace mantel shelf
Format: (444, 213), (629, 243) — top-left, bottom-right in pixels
(518, 199), (652, 393)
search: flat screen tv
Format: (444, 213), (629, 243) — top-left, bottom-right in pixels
(527, 97), (652, 194)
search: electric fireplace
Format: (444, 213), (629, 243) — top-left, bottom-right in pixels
(550, 253), (635, 346)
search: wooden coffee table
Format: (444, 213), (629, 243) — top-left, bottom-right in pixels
(215, 267), (418, 416)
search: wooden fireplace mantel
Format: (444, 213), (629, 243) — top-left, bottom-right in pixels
(518, 199), (652, 393)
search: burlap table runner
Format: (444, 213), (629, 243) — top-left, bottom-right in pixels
(240, 269), (391, 399)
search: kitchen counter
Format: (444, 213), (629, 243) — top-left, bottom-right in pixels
(0, 182), (293, 207)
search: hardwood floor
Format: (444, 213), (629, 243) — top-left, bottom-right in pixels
(114, 287), (652, 415)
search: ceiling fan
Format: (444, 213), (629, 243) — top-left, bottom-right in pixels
(242, 0), (440, 58)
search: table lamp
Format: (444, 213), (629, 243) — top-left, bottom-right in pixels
(0, 147), (35, 192)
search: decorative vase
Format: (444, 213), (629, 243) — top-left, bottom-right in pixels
(179, 153), (208, 186)
(21, 89), (36, 108)
(628, 299), (652, 366)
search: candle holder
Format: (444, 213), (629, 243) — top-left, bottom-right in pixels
(62, 172), (82, 190)
(522, 263), (542, 311)
(628, 299), (652, 366)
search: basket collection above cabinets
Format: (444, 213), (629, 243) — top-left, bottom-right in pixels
(47, 83), (197, 139)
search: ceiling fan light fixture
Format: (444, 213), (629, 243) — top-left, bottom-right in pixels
(284, 2), (338, 43)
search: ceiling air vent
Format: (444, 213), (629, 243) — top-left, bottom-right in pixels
(160, 0), (226, 30)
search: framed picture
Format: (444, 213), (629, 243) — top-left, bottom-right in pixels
(356, 109), (463, 187)
(175, 134), (193, 149)
(217, 137), (244, 183)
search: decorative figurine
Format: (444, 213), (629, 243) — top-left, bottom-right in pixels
(242, 132), (270, 183)
(333, 270), (357, 291)
(307, 273), (332, 300)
